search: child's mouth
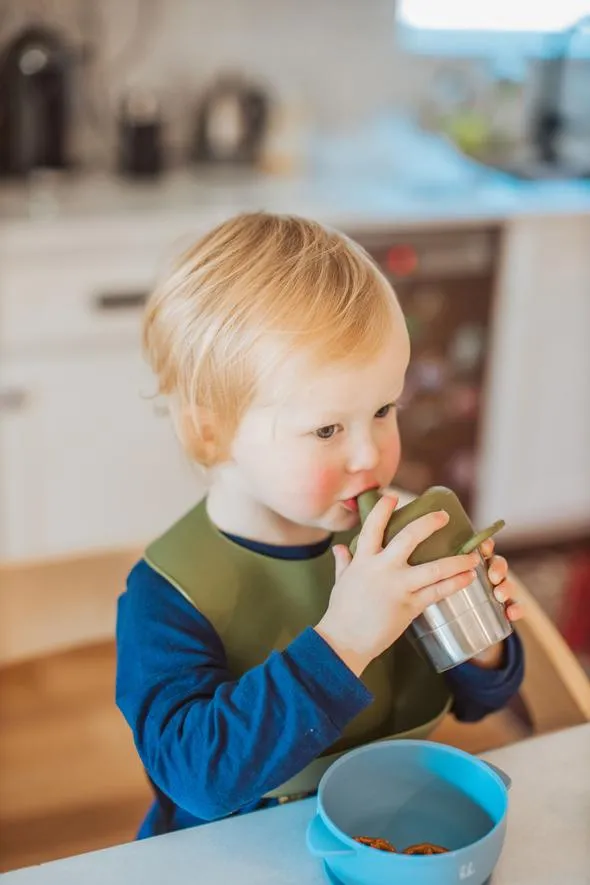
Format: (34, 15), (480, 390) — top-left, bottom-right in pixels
(341, 485), (381, 513)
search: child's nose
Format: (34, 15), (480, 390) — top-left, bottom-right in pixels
(347, 434), (380, 473)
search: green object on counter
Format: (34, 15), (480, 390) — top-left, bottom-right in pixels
(351, 486), (505, 561)
(443, 110), (491, 158)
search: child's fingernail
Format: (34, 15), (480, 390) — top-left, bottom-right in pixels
(494, 588), (506, 603)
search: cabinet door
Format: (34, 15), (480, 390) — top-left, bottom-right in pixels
(0, 362), (40, 559)
(0, 348), (204, 560)
(476, 216), (590, 540)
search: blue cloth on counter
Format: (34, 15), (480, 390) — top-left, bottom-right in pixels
(116, 534), (524, 839)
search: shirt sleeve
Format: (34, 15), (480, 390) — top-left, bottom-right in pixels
(115, 560), (372, 821)
(444, 631), (525, 722)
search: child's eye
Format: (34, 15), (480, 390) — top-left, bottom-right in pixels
(374, 403), (396, 419)
(315, 424), (339, 440)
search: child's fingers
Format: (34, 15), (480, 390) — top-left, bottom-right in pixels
(479, 538), (495, 559)
(409, 552), (479, 591)
(492, 579), (513, 603)
(383, 510), (450, 563)
(332, 544), (352, 580)
(412, 569), (477, 613)
(493, 580), (524, 620)
(354, 493), (398, 556)
(487, 555), (508, 585)
(505, 600), (524, 621)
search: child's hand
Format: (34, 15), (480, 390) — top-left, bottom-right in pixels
(471, 538), (524, 669)
(480, 538), (524, 623)
(315, 493), (481, 677)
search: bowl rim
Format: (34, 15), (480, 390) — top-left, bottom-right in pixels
(316, 738), (509, 861)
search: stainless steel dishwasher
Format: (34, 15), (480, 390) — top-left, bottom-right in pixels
(354, 225), (501, 517)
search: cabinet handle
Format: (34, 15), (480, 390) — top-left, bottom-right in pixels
(93, 291), (148, 312)
(0, 388), (30, 411)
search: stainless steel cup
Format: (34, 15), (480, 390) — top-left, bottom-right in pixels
(410, 551), (513, 672)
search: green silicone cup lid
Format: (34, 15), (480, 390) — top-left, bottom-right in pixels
(350, 487), (505, 564)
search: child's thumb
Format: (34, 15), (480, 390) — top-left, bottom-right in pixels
(332, 544), (352, 579)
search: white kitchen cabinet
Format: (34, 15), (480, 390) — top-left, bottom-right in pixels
(475, 215), (590, 542)
(0, 361), (39, 560)
(0, 345), (204, 560)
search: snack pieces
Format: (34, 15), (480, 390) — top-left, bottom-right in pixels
(353, 836), (397, 853)
(403, 842), (449, 855)
(354, 836), (449, 855)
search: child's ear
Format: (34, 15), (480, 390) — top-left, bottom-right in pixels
(180, 406), (221, 466)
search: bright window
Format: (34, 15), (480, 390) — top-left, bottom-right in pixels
(396, 2), (590, 57)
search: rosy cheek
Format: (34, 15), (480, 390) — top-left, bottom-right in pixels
(301, 465), (342, 509)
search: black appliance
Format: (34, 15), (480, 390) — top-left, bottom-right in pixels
(0, 25), (72, 177)
(356, 226), (501, 516)
(118, 89), (164, 179)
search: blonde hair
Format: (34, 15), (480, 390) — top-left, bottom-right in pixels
(143, 212), (400, 467)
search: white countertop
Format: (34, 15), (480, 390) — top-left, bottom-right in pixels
(3, 724), (589, 885)
(2, 118), (590, 251)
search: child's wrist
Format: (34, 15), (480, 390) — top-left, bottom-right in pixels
(471, 641), (505, 669)
(313, 621), (372, 678)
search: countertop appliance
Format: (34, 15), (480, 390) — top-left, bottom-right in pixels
(0, 25), (73, 177)
(192, 73), (269, 165)
(118, 89), (164, 179)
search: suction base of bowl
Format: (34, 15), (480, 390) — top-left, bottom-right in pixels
(321, 860), (495, 885)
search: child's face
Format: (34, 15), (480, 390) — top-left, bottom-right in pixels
(221, 317), (410, 536)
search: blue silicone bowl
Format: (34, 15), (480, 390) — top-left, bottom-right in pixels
(306, 739), (511, 885)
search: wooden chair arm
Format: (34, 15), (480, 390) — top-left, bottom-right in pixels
(510, 571), (590, 732)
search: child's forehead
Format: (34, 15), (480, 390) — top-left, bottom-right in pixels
(254, 326), (410, 416)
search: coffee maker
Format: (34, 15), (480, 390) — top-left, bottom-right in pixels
(0, 25), (72, 177)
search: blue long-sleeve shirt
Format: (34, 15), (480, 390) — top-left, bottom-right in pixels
(115, 533), (524, 839)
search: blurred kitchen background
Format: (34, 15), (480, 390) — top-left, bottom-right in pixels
(1, 0), (590, 873)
